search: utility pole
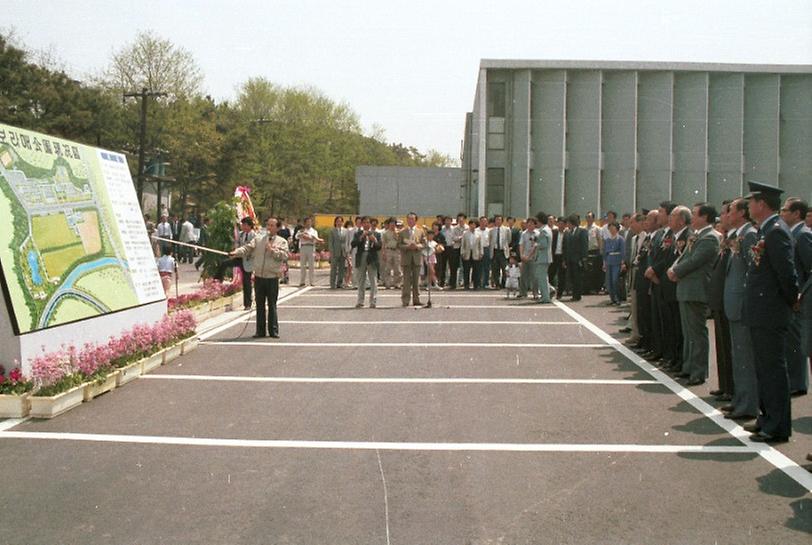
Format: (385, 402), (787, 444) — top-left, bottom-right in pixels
(123, 87), (168, 207)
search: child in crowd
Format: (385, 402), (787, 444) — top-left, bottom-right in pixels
(505, 254), (521, 298)
(156, 248), (176, 295)
(424, 230), (439, 288)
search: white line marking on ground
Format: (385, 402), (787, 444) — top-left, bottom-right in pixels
(201, 341), (607, 348)
(199, 286), (312, 341)
(0, 417), (29, 432)
(375, 449), (392, 545)
(141, 375), (659, 385)
(264, 320), (580, 325)
(553, 300), (812, 493)
(300, 293), (514, 298)
(0, 431), (754, 454)
(278, 305), (561, 310)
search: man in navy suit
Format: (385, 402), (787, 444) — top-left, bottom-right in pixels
(780, 197), (811, 397)
(742, 181), (798, 443)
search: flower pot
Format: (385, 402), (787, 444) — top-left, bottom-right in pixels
(116, 361), (142, 386)
(163, 343), (183, 364)
(140, 351), (164, 375)
(82, 371), (119, 402)
(0, 393), (31, 418)
(210, 298), (226, 311)
(181, 336), (199, 355)
(29, 385), (84, 419)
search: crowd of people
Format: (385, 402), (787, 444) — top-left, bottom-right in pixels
(146, 181), (812, 451)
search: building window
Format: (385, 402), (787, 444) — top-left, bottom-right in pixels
(487, 168), (505, 215)
(487, 82), (506, 117)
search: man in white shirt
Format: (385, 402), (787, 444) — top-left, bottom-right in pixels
(489, 214), (511, 289)
(586, 211), (603, 294)
(477, 216), (491, 290)
(295, 216), (323, 287)
(179, 216), (196, 263)
(156, 214), (173, 255)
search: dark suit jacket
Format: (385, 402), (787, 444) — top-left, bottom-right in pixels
(653, 228), (689, 302)
(792, 223), (812, 318)
(635, 233), (652, 292)
(563, 227), (588, 263)
(707, 232), (734, 313)
(743, 216), (798, 328)
(352, 229), (382, 267)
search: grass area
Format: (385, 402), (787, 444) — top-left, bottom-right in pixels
(41, 244), (85, 280)
(47, 296), (98, 326)
(74, 265), (138, 311)
(32, 213), (81, 250)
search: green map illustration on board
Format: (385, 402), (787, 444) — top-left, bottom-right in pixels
(0, 124), (143, 334)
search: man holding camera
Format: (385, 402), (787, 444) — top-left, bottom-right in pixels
(352, 216), (382, 308)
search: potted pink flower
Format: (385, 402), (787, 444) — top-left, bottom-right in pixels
(29, 346), (86, 418)
(0, 364), (33, 418)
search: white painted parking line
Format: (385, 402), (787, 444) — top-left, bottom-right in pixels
(141, 375), (659, 385)
(199, 286), (312, 341)
(553, 300), (812, 493)
(278, 305), (562, 309)
(255, 320), (580, 325)
(0, 431), (754, 454)
(0, 418), (28, 432)
(201, 341), (607, 348)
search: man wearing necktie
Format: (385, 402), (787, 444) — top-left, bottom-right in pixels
(489, 215), (511, 288)
(398, 212), (426, 306)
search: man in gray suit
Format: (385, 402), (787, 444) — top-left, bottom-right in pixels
(328, 216), (347, 289)
(668, 203), (721, 385)
(781, 197), (811, 396)
(723, 198), (759, 420)
(535, 212), (554, 303)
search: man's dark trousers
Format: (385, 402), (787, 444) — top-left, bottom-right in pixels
(216, 258), (253, 309)
(255, 276), (280, 337)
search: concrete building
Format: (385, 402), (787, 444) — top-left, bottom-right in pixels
(357, 166), (464, 217)
(462, 60), (812, 218)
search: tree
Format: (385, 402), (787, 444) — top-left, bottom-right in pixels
(103, 30), (203, 99)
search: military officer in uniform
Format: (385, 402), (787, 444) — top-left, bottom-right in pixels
(742, 181), (798, 443)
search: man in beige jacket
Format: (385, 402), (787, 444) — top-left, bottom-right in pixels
(231, 217), (290, 338)
(398, 212), (426, 306)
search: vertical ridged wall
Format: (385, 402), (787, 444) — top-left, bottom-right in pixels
(473, 67), (812, 218)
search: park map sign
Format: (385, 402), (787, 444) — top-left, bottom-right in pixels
(0, 123), (165, 335)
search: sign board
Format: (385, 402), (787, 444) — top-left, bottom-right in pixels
(0, 123), (165, 335)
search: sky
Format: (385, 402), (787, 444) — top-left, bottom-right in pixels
(6, 0), (812, 160)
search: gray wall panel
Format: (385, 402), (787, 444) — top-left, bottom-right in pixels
(564, 70), (602, 215)
(357, 167), (463, 216)
(601, 71), (637, 214)
(509, 70), (531, 216)
(708, 73), (745, 204)
(743, 74), (780, 185)
(779, 75), (812, 200)
(637, 72), (673, 208)
(530, 70), (567, 215)
(672, 72), (709, 205)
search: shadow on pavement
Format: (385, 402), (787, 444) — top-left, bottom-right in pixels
(672, 416), (729, 436)
(785, 498), (812, 535)
(756, 468), (810, 499)
(792, 415), (811, 435)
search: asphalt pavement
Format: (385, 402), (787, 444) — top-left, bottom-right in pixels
(1, 270), (810, 544)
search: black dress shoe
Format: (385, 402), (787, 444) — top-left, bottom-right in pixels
(252, 334), (266, 338)
(724, 413), (756, 421)
(645, 353), (663, 362)
(709, 389), (724, 396)
(791, 390), (807, 397)
(743, 423), (761, 433)
(677, 372), (690, 379)
(715, 393), (732, 402)
(270, 333), (280, 338)
(720, 404), (735, 413)
(749, 432), (788, 444)
(619, 327), (632, 333)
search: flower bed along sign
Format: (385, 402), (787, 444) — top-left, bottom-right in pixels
(83, 370), (119, 402)
(30, 383), (85, 419)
